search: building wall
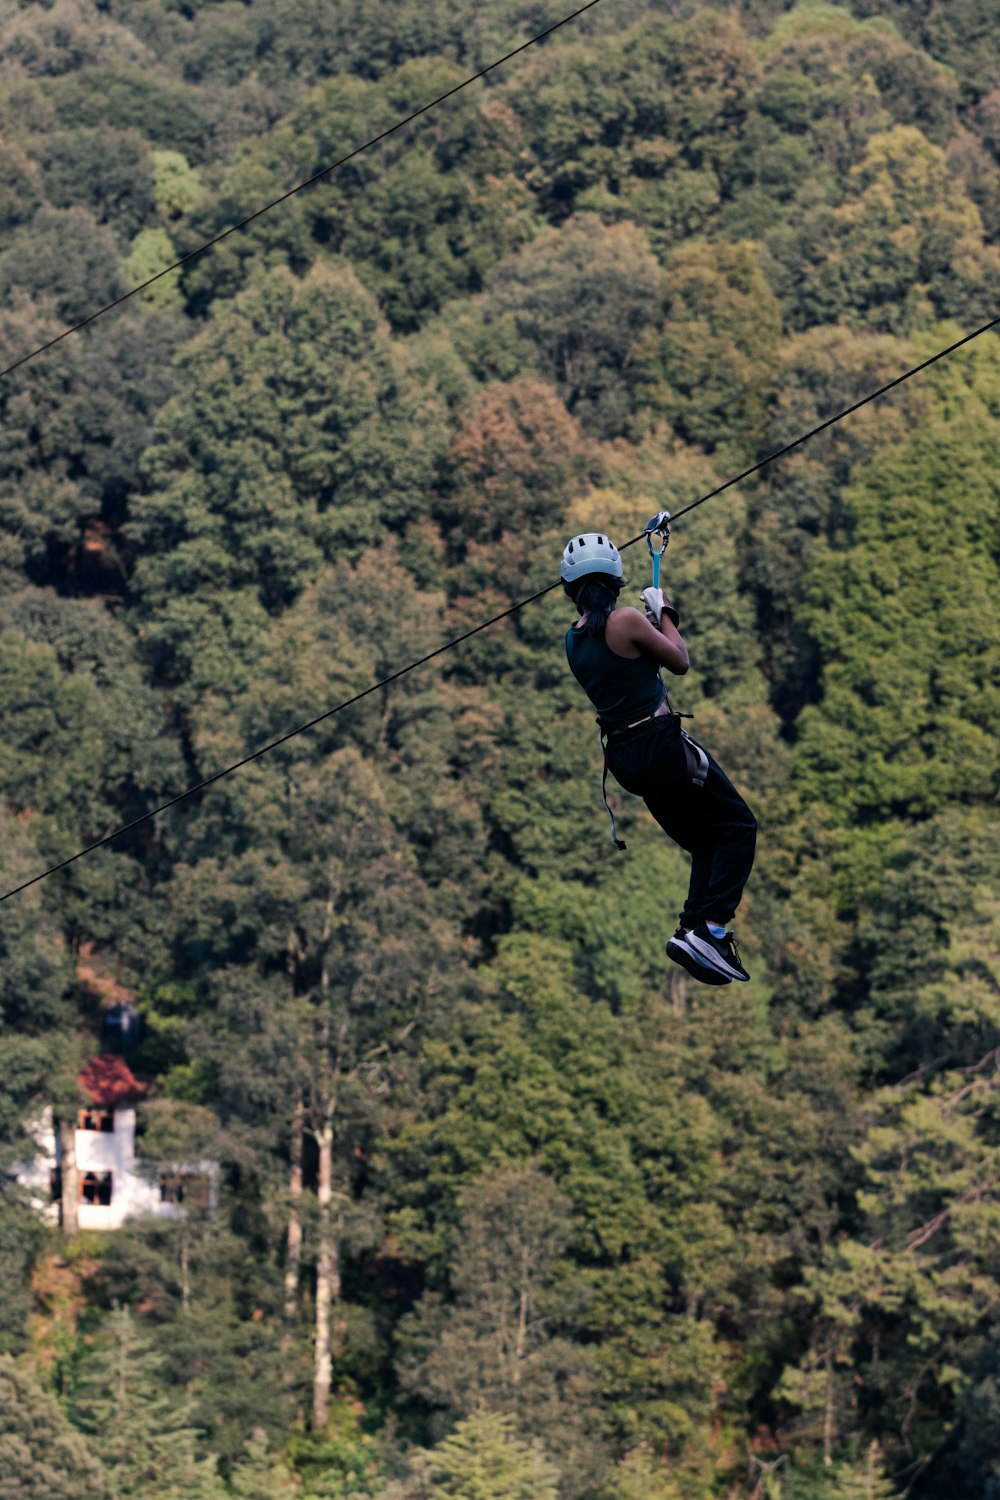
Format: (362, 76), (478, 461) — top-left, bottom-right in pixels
(72, 1106), (178, 1231)
(16, 1108), (59, 1224)
(17, 1105), (190, 1230)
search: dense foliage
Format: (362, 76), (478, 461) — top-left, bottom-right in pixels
(1, 2), (998, 1497)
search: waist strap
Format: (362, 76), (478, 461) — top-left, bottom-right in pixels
(602, 710), (678, 739)
(596, 716), (709, 850)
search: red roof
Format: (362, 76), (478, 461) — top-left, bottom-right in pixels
(79, 1055), (146, 1107)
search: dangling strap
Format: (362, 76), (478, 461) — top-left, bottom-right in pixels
(598, 729), (627, 851)
(662, 689), (691, 720)
(680, 729), (709, 788)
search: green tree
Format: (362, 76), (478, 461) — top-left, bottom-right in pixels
(847, 808), (1000, 1073)
(744, 324), (924, 723)
(122, 229), (182, 310)
(780, 1050), (999, 1478)
(155, 557), (476, 1430)
(41, 126), (154, 238)
(185, 58), (536, 330)
(793, 337), (1000, 822)
(509, 12), (759, 230)
(289, 1405), (385, 1499)
(70, 1305), (227, 1499)
(0, 140), (42, 231)
(938, 1324), (1000, 1497)
(46, 69), (210, 155)
(484, 214), (664, 438)
(854, 0), (1000, 105)
(0, 808), (72, 1033)
(599, 1447), (686, 1499)
(0, 593), (184, 962)
(758, 3), (958, 148)
(0, 204), (130, 327)
(0, 806), (82, 1248)
(150, 150), (203, 221)
(769, 125), (1000, 331)
(398, 1167), (597, 1486)
(393, 1411), (560, 1500)
(130, 261), (448, 700)
(0, 301), (185, 592)
(228, 1431), (299, 1499)
(91, 1200), (290, 1470)
(0, 0), (150, 77)
(383, 932), (735, 1475)
(0, 1197), (42, 1356)
(659, 239), (782, 452)
(829, 1444), (896, 1500)
(0, 1354), (107, 1500)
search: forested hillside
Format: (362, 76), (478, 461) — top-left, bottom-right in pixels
(1, 1), (998, 1496)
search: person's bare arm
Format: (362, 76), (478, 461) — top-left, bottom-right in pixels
(611, 606), (690, 675)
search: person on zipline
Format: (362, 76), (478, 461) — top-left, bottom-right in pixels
(562, 531), (756, 986)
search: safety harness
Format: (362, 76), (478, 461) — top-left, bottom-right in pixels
(595, 511), (708, 851)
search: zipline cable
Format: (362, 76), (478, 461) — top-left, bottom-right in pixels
(0, 0), (606, 382)
(644, 311), (1000, 534)
(0, 583), (559, 903)
(4, 310), (999, 905)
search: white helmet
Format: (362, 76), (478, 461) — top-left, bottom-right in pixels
(560, 532), (623, 585)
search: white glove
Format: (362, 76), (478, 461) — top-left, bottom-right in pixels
(641, 586), (680, 628)
(641, 586), (665, 624)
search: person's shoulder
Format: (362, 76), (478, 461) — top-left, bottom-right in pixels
(608, 606), (645, 635)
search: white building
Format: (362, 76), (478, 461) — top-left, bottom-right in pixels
(18, 1055), (215, 1230)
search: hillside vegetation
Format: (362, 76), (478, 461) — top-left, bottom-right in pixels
(0, 2), (998, 1496)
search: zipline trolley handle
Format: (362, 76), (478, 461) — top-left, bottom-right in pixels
(644, 510), (671, 590)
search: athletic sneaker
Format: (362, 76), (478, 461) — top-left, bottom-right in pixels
(685, 923), (750, 983)
(666, 928), (732, 986)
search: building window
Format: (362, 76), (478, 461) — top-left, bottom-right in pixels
(160, 1172), (212, 1209)
(79, 1107), (114, 1133)
(159, 1174), (184, 1205)
(189, 1173), (213, 1209)
(80, 1171), (112, 1206)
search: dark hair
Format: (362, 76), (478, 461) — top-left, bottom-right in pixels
(564, 574), (623, 638)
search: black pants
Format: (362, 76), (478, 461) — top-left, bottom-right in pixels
(606, 715), (757, 928)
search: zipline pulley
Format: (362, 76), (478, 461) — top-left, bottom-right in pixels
(644, 510), (671, 591)
(642, 510), (680, 627)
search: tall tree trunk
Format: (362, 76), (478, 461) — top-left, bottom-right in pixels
(56, 1114), (78, 1238)
(313, 1113), (341, 1432)
(312, 894), (342, 1431)
(179, 1227), (191, 1313)
(282, 924), (303, 1378)
(823, 1346), (835, 1467)
(284, 1084), (304, 1330)
(667, 967), (687, 1017)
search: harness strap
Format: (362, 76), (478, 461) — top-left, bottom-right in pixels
(596, 715), (707, 848)
(598, 729), (627, 851)
(680, 729), (709, 788)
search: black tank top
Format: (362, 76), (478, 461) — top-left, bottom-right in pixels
(565, 625), (665, 730)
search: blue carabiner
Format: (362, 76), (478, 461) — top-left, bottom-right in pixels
(644, 511), (671, 590)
